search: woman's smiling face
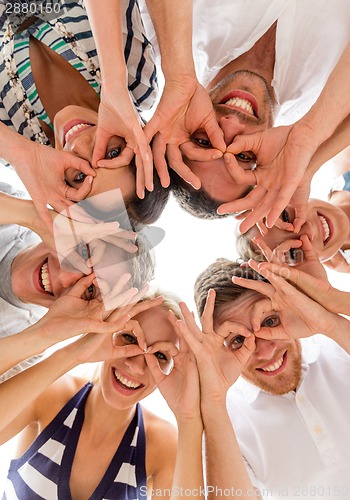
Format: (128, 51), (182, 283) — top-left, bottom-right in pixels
(54, 105), (136, 203)
(250, 198), (350, 262)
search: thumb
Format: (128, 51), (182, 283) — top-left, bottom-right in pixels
(227, 133), (263, 155)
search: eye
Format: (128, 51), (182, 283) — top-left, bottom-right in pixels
(76, 242), (90, 261)
(82, 283), (97, 301)
(224, 334), (245, 351)
(261, 316), (280, 328)
(235, 151), (256, 170)
(281, 209), (290, 223)
(105, 148), (121, 159)
(192, 133), (212, 149)
(154, 351), (168, 363)
(121, 332), (138, 345)
(73, 172), (87, 184)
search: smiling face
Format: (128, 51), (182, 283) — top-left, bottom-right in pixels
(99, 306), (178, 409)
(54, 105), (135, 203)
(250, 199), (350, 262)
(11, 242), (87, 307)
(184, 70), (274, 203)
(216, 292), (302, 395)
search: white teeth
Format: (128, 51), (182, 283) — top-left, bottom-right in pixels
(64, 123), (92, 143)
(113, 368), (141, 389)
(223, 97), (254, 115)
(261, 355), (284, 373)
(40, 262), (53, 294)
(318, 214), (330, 243)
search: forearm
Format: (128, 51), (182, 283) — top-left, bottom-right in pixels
(84, 0), (128, 88)
(0, 191), (37, 229)
(0, 345), (78, 437)
(201, 400), (260, 500)
(307, 115), (350, 175)
(144, 0), (196, 79)
(296, 42), (350, 149)
(0, 122), (38, 174)
(324, 313), (350, 354)
(171, 417), (204, 500)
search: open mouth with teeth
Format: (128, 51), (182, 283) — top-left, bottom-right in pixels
(39, 259), (54, 295)
(257, 351), (287, 376)
(219, 91), (258, 117)
(112, 367), (144, 393)
(317, 212), (332, 245)
(63, 121), (94, 146)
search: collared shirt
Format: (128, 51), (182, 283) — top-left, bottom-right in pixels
(227, 335), (350, 499)
(140, 0), (350, 126)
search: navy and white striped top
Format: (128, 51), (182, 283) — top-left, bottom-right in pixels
(0, 0), (158, 145)
(3, 383), (147, 500)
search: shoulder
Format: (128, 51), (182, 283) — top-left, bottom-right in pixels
(142, 406), (177, 477)
(35, 375), (88, 427)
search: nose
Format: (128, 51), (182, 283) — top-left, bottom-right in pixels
(70, 134), (94, 163)
(217, 114), (247, 146)
(57, 268), (84, 290)
(297, 220), (316, 243)
(254, 338), (280, 361)
(125, 354), (146, 376)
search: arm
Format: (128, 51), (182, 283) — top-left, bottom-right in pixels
(0, 274), (131, 376)
(143, 0), (225, 189)
(145, 317), (204, 499)
(83, 0), (154, 197)
(0, 122), (94, 227)
(218, 42), (350, 232)
(176, 296), (260, 499)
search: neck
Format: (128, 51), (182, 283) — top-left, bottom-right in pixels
(83, 383), (137, 441)
(207, 22), (277, 97)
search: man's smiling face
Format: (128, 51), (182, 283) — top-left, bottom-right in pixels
(216, 291), (302, 395)
(183, 70), (275, 203)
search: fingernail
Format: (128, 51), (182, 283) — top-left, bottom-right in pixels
(185, 180), (200, 190)
(88, 176), (93, 184)
(212, 152), (223, 159)
(224, 154), (231, 164)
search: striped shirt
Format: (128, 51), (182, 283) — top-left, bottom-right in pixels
(3, 382), (147, 499)
(0, 0), (158, 145)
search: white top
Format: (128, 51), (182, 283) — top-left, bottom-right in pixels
(140, 0), (350, 125)
(227, 335), (350, 499)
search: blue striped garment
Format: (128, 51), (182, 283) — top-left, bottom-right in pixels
(3, 383), (147, 499)
(0, 0), (158, 145)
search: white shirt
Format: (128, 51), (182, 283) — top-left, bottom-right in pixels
(227, 335), (350, 499)
(141, 0), (350, 125)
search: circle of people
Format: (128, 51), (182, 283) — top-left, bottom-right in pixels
(1, 0), (350, 499)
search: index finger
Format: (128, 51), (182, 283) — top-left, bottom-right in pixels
(166, 144), (202, 189)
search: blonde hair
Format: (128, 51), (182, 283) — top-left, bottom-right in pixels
(89, 290), (182, 383)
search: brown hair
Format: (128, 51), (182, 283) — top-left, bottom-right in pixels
(194, 258), (267, 322)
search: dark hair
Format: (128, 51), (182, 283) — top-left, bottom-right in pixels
(128, 158), (170, 225)
(170, 169), (228, 220)
(170, 169), (252, 220)
(194, 258), (267, 322)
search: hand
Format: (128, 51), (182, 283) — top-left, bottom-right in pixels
(35, 210), (137, 274)
(256, 246), (349, 317)
(17, 142), (95, 228)
(217, 124), (319, 232)
(175, 292), (255, 403)
(39, 274), (131, 343)
(144, 76), (226, 190)
(92, 88), (153, 199)
(232, 260), (343, 340)
(323, 250), (350, 273)
(146, 310), (201, 422)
